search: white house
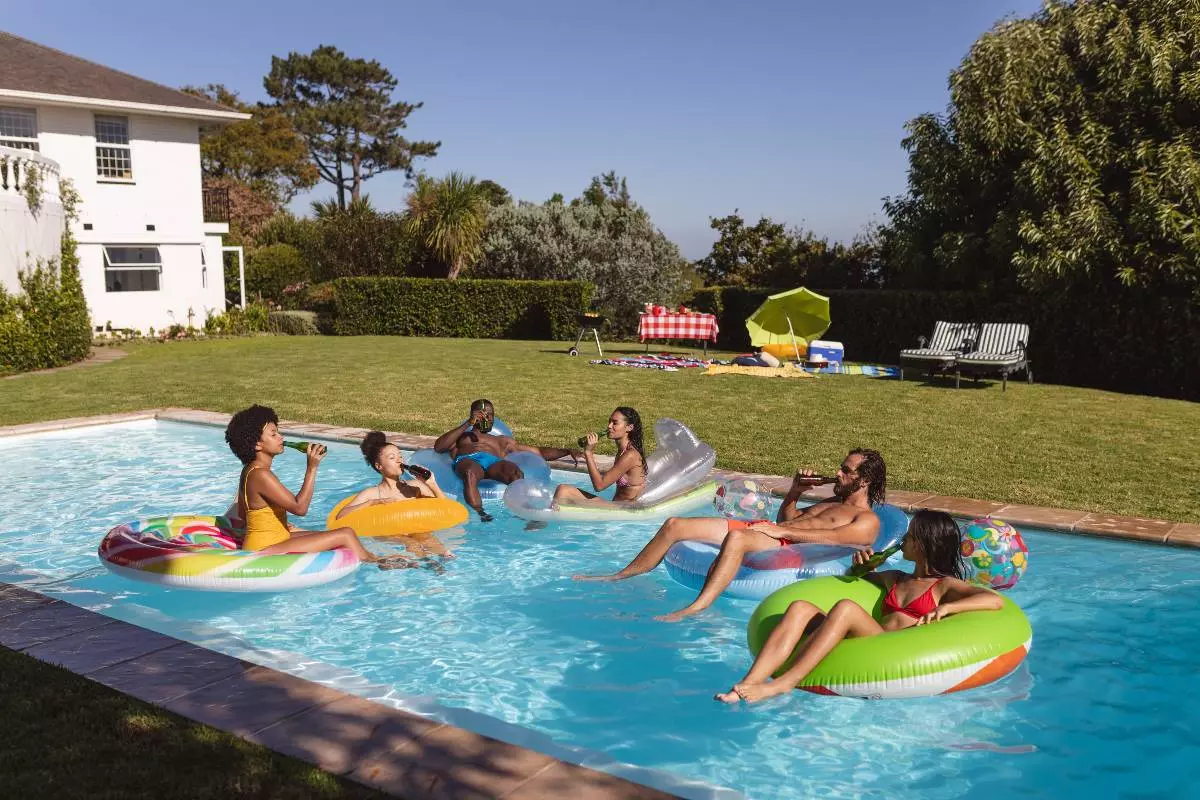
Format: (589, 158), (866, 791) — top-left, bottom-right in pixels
(0, 31), (250, 332)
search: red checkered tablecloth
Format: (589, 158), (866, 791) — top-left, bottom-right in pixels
(638, 313), (720, 342)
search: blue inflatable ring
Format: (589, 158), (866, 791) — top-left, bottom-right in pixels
(664, 503), (910, 601)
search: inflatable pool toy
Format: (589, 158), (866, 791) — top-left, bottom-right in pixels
(961, 517), (1029, 590)
(665, 503), (909, 600)
(503, 419), (718, 523)
(761, 340), (807, 360)
(98, 515), (359, 592)
(504, 478), (718, 523)
(409, 448), (550, 501)
(326, 495), (468, 536)
(747, 575), (1031, 698)
(714, 478), (770, 519)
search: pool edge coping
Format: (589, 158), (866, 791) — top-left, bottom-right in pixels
(3, 407), (1185, 549)
(0, 583), (681, 800)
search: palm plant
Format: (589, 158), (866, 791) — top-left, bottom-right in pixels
(404, 172), (489, 279)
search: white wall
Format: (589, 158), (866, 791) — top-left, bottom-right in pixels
(28, 106), (224, 330)
(0, 145), (65, 292)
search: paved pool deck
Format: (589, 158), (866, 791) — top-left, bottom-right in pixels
(1, 407), (1197, 799)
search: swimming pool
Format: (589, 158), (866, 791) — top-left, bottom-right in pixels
(1, 419), (1197, 799)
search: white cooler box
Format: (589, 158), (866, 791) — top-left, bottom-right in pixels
(808, 340), (844, 364)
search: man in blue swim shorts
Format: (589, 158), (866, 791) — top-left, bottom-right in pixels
(434, 399), (580, 521)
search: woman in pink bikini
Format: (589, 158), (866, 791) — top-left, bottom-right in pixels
(716, 509), (1004, 704)
(551, 407), (647, 508)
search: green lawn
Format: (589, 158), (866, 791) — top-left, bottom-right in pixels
(0, 645), (385, 800)
(2, 335), (1198, 522)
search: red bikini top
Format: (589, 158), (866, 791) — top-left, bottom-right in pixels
(882, 578), (942, 619)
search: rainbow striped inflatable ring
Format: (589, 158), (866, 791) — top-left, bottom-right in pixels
(748, 576), (1031, 699)
(98, 515), (360, 592)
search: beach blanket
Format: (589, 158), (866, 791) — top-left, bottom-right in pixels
(590, 355), (711, 371)
(704, 364), (814, 379)
(807, 363), (900, 378)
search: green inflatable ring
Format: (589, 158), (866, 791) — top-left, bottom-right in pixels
(747, 576), (1032, 699)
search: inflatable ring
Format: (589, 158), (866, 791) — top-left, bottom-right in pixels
(409, 448), (551, 501)
(665, 504), (909, 600)
(747, 576), (1032, 698)
(504, 479), (718, 523)
(98, 515), (359, 592)
(326, 495), (468, 536)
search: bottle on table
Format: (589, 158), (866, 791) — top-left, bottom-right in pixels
(847, 539), (906, 578)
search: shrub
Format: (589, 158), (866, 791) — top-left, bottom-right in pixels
(0, 232), (92, 373)
(268, 310), (319, 335)
(474, 199), (691, 336)
(245, 244), (309, 303)
(332, 277), (592, 340)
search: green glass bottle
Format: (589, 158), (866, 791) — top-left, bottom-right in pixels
(282, 440), (311, 453)
(847, 538), (906, 577)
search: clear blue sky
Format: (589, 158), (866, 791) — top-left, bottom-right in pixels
(5, 0), (1042, 258)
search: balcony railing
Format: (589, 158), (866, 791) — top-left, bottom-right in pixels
(0, 145), (62, 207)
(202, 186), (230, 223)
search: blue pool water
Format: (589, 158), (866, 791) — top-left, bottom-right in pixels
(1, 419), (1198, 799)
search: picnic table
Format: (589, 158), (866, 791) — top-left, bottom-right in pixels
(638, 312), (720, 357)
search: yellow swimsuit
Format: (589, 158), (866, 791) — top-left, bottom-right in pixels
(240, 465), (291, 551)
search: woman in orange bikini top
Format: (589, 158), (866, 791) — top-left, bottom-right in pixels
(716, 509), (1005, 704)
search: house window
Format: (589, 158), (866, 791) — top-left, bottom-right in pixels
(104, 246), (161, 292)
(0, 107), (38, 151)
(95, 115), (132, 179)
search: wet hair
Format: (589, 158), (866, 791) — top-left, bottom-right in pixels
(849, 447), (886, 506)
(360, 430), (394, 472)
(906, 509), (965, 579)
(614, 406), (647, 470)
(470, 398), (494, 414)
(225, 404), (278, 465)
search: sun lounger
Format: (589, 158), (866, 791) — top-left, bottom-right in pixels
(899, 321), (978, 381)
(955, 322), (1032, 391)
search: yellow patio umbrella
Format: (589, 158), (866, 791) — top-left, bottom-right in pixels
(745, 287), (831, 358)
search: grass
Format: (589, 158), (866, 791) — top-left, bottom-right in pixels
(2, 335), (1198, 522)
(0, 645), (386, 800)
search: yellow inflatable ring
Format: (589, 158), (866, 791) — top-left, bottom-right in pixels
(762, 340), (807, 360)
(327, 495), (468, 537)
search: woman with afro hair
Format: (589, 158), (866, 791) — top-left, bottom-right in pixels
(224, 405), (399, 566)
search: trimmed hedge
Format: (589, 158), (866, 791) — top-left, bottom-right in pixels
(267, 310), (319, 336)
(332, 278), (593, 340)
(246, 244), (309, 304)
(689, 286), (1200, 400)
(0, 233), (92, 373)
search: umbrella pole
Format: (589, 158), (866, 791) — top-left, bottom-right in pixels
(786, 315), (802, 365)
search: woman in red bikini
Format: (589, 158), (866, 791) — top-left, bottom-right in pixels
(716, 509), (1004, 704)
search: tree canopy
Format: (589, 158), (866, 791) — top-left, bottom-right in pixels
(183, 84), (317, 207)
(884, 0), (1200, 297)
(264, 45), (439, 209)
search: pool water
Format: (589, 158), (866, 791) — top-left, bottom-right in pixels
(1, 420), (1198, 799)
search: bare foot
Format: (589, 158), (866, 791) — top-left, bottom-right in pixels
(738, 682), (790, 703)
(714, 687), (745, 704)
(655, 605), (706, 623)
(478, 510), (494, 523)
(377, 556), (416, 570)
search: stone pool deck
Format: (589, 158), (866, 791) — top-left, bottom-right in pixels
(1, 407), (1197, 799)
